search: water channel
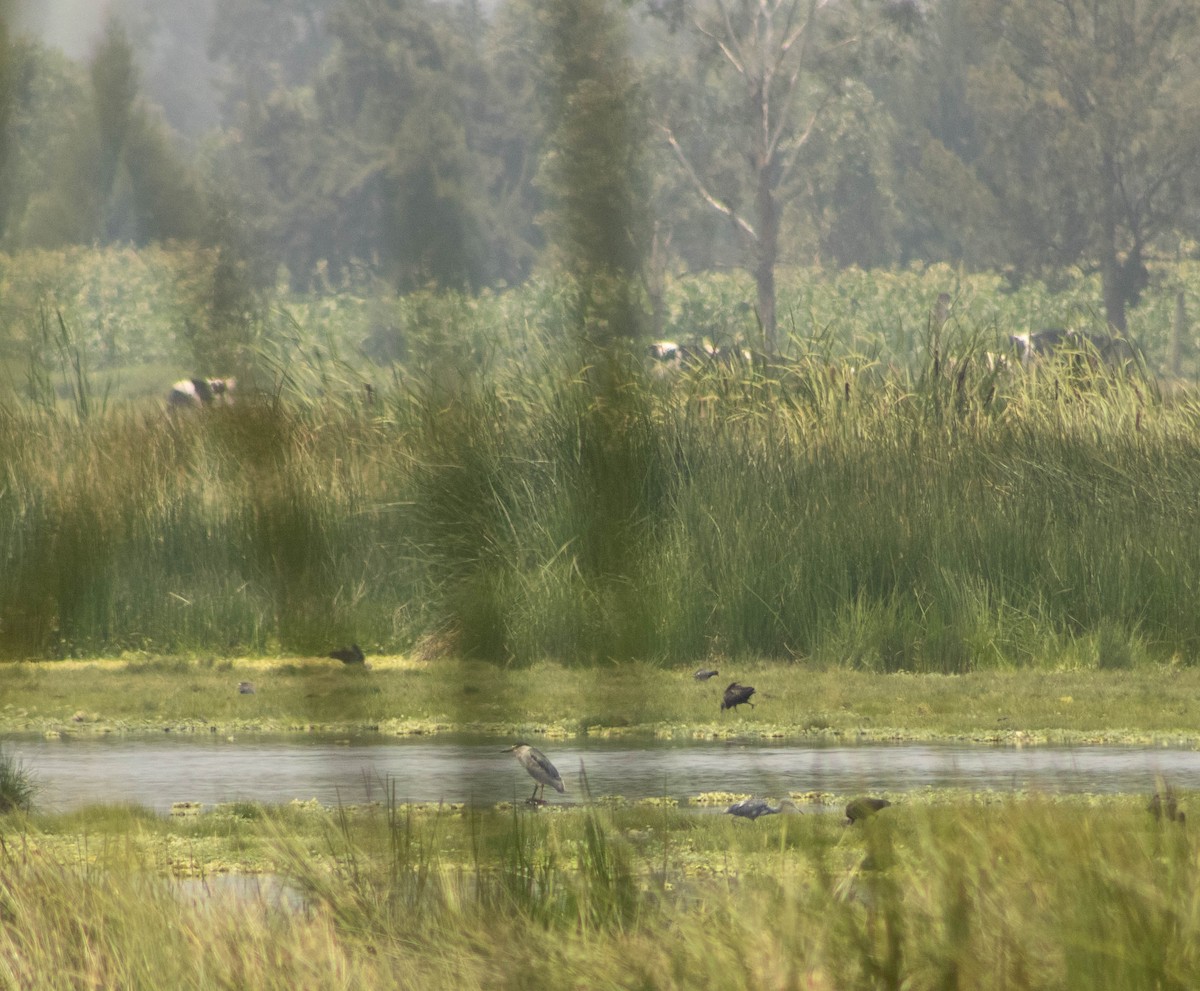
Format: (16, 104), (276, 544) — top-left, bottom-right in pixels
(6, 733), (1200, 813)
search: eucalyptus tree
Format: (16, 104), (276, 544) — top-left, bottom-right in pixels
(649, 0), (910, 355)
(907, 0), (1200, 332)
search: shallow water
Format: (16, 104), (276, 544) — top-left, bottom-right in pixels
(6, 733), (1200, 813)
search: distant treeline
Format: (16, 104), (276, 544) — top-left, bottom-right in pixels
(2, 0), (1200, 340)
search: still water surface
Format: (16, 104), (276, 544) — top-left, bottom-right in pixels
(7, 734), (1200, 813)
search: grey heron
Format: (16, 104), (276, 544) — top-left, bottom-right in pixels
(726, 797), (798, 820)
(504, 743), (565, 803)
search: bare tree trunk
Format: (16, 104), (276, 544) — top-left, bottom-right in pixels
(1170, 288), (1187, 378)
(1100, 155), (1128, 333)
(1101, 250), (1127, 334)
(755, 162), (779, 356)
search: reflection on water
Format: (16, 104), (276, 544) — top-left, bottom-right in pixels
(6, 734), (1200, 813)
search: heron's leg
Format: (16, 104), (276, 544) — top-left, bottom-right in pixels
(531, 783), (539, 801)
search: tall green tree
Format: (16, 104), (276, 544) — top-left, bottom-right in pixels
(209, 0), (332, 112)
(533, 0), (650, 344)
(214, 0), (505, 291)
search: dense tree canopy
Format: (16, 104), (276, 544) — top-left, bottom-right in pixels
(3, 0), (1200, 336)
(894, 0), (1200, 331)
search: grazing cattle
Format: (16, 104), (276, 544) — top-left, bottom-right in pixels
(647, 340), (752, 376)
(168, 377), (236, 408)
(1008, 329), (1137, 370)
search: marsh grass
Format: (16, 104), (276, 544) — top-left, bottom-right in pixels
(1, 262), (1200, 667)
(0, 745), (35, 812)
(4, 792), (1200, 988)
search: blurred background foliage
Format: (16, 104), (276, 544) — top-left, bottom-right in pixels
(1, 0), (1200, 664)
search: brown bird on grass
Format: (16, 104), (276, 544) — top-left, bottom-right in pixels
(845, 797), (892, 824)
(328, 644), (365, 665)
(721, 682), (756, 712)
(1148, 788), (1186, 824)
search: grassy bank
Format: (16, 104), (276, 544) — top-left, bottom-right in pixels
(2, 658), (1198, 744)
(2, 788), (1198, 989)
(2, 253), (1200, 667)
(0, 355), (1198, 668)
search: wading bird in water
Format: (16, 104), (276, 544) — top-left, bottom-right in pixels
(504, 743), (566, 803)
(725, 797), (798, 820)
(721, 682), (756, 712)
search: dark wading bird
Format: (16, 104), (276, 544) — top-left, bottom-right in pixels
(845, 797), (892, 824)
(721, 682), (756, 712)
(726, 797), (799, 820)
(693, 668), (720, 681)
(504, 743), (566, 804)
(329, 644), (365, 665)
(1148, 788), (1186, 824)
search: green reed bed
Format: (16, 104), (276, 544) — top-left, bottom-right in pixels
(0, 345), (1198, 667)
(3, 791), (1200, 989)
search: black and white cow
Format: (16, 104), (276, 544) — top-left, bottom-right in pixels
(167, 377), (236, 408)
(1008, 329), (1137, 370)
(647, 340), (754, 376)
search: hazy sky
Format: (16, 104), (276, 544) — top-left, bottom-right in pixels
(12, 0), (114, 60)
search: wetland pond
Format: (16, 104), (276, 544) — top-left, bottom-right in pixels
(6, 734), (1200, 813)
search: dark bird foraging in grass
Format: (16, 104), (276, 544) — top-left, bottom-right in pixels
(845, 797), (892, 824)
(721, 682), (756, 712)
(726, 797), (799, 820)
(237, 681), (256, 695)
(504, 743), (565, 803)
(693, 668), (720, 681)
(329, 644), (365, 665)
(1148, 788), (1186, 824)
